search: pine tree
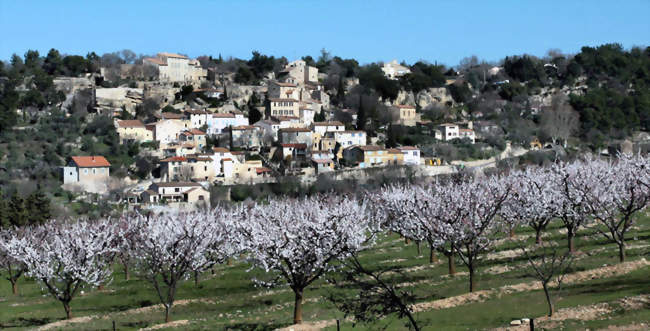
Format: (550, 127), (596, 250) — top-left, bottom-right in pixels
(0, 189), (8, 229)
(8, 194), (27, 227)
(25, 191), (51, 225)
(356, 93), (366, 131)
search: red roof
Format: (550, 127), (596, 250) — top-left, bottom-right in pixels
(156, 112), (186, 120)
(71, 156), (111, 168)
(256, 167), (272, 174)
(279, 127), (311, 133)
(160, 156), (187, 162)
(394, 105), (416, 109)
(213, 147), (230, 153)
(281, 143), (307, 149)
(181, 129), (206, 136)
(116, 120), (145, 128)
(313, 121), (344, 127)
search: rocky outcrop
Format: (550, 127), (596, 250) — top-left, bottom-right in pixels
(95, 87), (143, 115)
(393, 87), (455, 109)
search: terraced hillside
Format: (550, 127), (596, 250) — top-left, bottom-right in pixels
(1, 215), (649, 331)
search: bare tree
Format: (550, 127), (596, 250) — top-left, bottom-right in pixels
(328, 254), (422, 331)
(540, 94), (579, 147)
(519, 240), (573, 317)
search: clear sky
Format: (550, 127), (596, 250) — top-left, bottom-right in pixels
(1, 0), (648, 67)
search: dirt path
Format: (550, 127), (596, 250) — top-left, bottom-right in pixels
(493, 294), (650, 330)
(139, 319), (189, 330)
(35, 298), (216, 330)
(411, 258), (649, 312)
(274, 319), (338, 331)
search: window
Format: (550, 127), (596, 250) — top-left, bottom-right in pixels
(175, 188), (180, 192)
(84, 169), (88, 174)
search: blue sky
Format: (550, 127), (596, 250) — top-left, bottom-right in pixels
(1, 1), (648, 67)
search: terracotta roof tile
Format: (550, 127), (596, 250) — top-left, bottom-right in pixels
(71, 156), (111, 168)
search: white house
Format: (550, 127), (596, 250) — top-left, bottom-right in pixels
(186, 109), (210, 129)
(253, 119), (281, 141)
(207, 112), (248, 135)
(210, 147), (237, 178)
(382, 60), (411, 79)
(397, 146), (421, 165)
(311, 121), (345, 135)
(331, 131), (367, 148)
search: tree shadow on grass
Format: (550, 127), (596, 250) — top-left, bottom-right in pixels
(224, 322), (289, 331)
(3, 316), (54, 328)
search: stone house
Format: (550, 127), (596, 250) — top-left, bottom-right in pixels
(115, 120), (153, 144)
(391, 105), (418, 126)
(143, 52), (207, 83)
(230, 125), (263, 149)
(278, 60), (318, 84)
(178, 129), (207, 150)
(159, 155), (215, 182)
(279, 127), (312, 146)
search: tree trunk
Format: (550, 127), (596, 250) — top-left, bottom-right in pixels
(509, 228), (515, 238)
(618, 242), (626, 263)
(567, 228), (575, 253)
(124, 264), (130, 281)
(98, 284), (104, 291)
(535, 228), (543, 244)
(468, 264), (476, 292)
(293, 288), (304, 324)
(63, 301), (72, 319)
(405, 238), (410, 245)
(429, 246), (438, 263)
(11, 279), (18, 295)
(542, 283), (554, 317)
(416, 241), (421, 255)
(165, 304), (171, 323)
(194, 271), (199, 286)
(227, 258), (232, 266)
(448, 247), (456, 275)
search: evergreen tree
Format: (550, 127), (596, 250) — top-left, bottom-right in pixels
(25, 191), (51, 225)
(0, 189), (8, 229)
(356, 93), (366, 131)
(8, 194), (27, 227)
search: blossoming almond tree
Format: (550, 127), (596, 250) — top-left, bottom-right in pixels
(373, 184), (460, 273)
(241, 195), (372, 325)
(452, 176), (511, 292)
(1, 220), (118, 319)
(579, 155), (650, 262)
(127, 209), (241, 323)
(551, 160), (592, 252)
(501, 167), (561, 244)
(0, 229), (27, 295)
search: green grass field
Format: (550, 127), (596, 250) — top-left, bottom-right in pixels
(1, 215), (649, 330)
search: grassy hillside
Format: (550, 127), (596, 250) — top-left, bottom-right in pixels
(1, 215), (649, 330)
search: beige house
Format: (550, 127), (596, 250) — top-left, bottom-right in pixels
(269, 98), (300, 118)
(391, 105), (418, 126)
(178, 129), (207, 150)
(278, 60), (318, 84)
(279, 127), (312, 145)
(232, 160), (273, 182)
(143, 52), (207, 83)
(147, 119), (189, 145)
(268, 81), (300, 100)
(159, 155), (215, 182)
(115, 120), (153, 144)
(141, 182), (209, 206)
(342, 146), (403, 168)
(62, 156), (111, 192)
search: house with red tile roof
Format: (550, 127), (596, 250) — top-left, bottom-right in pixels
(63, 156), (111, 190)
